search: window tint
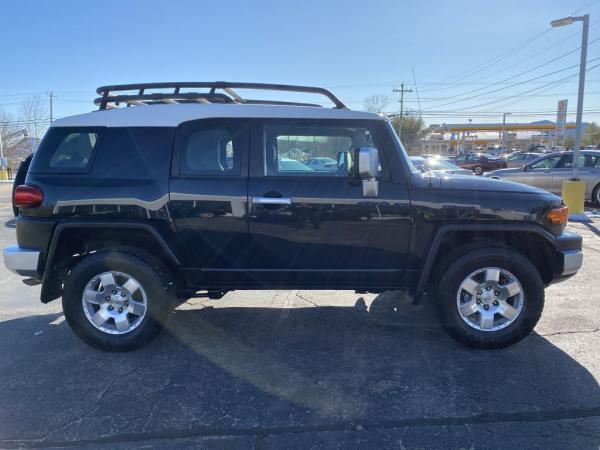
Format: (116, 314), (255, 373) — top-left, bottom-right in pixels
(263, 124), (381, 177)
(179, 123), (242, 176)
(48, 132), (97, 168)
(28, 127), (104, 174)
(558, 154), (598, 169)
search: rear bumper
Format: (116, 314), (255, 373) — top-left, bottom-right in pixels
(553, 231), (583, 279)
(3, 245), (41, 278)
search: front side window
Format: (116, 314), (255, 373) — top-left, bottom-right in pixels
(178, 121), (244, 176)
(263, 123), (381, 177)
(530, 155), (561, 170)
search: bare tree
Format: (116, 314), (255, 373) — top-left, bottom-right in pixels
(0, 109), (17, 140)
(363, 93), (391, 113)
(18, 95), (49, 139)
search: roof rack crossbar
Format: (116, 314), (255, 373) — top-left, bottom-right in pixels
(94, 82), (347, 110)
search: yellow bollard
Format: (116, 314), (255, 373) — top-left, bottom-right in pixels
(562, 179), (587, 221)
(0, 169), (8, 181)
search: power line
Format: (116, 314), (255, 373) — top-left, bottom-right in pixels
(422, 57), (600, 111)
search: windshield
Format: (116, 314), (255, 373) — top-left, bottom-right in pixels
(386, 121), (416, 172)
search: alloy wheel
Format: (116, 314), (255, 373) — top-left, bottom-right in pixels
(456, 267), (524, 332)
(82, 271), (148, 335)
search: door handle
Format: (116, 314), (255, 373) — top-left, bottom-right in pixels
(252, 197), (292, 205)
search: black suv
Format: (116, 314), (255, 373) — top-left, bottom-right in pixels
(3, 82), (583, 351)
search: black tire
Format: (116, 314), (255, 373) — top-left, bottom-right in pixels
(62, 250), (174, 351)
(473, 166), (483, 176)
(435, 247), (544, 349)
(592, 183), (600, 206)
(12, 154), (33, 217)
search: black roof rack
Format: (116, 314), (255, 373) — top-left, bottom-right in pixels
(94, 82), (347, 110)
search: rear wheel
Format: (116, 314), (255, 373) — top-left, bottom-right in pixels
(62, 251), (174, 351)
(435, 247), (544, 349)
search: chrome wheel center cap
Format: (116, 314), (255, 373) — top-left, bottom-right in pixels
(480, 291), (494, 304)
(110, 293), (125, 307)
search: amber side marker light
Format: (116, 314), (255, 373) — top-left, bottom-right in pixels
(547, 206), (569, 225)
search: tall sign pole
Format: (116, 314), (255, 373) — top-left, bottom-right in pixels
(556, 99), (568, 148)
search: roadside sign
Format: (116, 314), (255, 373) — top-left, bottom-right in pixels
(556, 99), (568, 136)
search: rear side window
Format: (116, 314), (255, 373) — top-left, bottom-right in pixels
(175, 119), (247, 177)
(49, 132), (98, 168)
(29, 127), (104, 173)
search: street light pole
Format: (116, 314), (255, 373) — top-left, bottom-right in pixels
(502, 112), (511, 153)
(551, 14), (590, 221)
(551, 14), (589, 178)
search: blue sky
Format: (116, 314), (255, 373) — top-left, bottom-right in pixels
(0, 0), (599, 126)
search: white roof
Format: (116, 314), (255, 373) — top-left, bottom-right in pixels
(52, 103), (383, 128)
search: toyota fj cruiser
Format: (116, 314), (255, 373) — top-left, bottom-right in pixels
(3, 82), (583, 351)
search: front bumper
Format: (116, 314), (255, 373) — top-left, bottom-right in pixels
(3, 245), (41, 278)
(554, 231), (583, 278)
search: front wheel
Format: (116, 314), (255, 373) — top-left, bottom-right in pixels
(473, 166), (483, 175)
(593, 183), (600, 206)
(62, 250), (174, 351)
(435, 247), (544, 349)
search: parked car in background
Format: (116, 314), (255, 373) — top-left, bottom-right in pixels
(304, 157), (337, 172)
(455, 152), (507, 175)
(421, 154), (457, 164)
(279, 158), (315, 172)
(411, 156), (473, 175)
(484, 150), (600, 205)
(504, 152), (542, 168)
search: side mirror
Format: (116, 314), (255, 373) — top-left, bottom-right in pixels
(357, 147), (379, 197)
(523, 165), (529, 172)
(358, 147), (379, 179)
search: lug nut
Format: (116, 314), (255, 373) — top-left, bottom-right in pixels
(476, 299), (481, 304)
(118, 307), (123, 313)
(483, 304), (489, 310)
(493, 300), (499, 306)
(124, 301), (129, 306)
(112, 290), (117, 295)
(121, 292), (126, 297)
(486, 286), (491, 291)
(108, 305), (114, 311)
(477, 290), (482, 295)
(494, 291), (500, 296)
(105, 296), (110, 301)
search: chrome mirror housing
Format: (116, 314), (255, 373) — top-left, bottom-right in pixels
(358, 147), (379, 197)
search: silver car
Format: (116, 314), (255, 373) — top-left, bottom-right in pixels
(504, 152), (543, 168)
(411, 156), (473, 176)
(484, 150), (600, 204)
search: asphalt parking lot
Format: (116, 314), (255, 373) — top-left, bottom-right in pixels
(0, 182), (599, 449)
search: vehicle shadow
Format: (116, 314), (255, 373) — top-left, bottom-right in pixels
(583, 221), (600, 238)
(3, 218), (15, 229)
(0, 295), (598, 448)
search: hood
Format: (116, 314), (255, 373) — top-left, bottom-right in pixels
(433, 173), (549, 195)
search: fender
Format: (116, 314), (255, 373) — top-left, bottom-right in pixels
(413, 222), (556, 303)
(41, 220), (181, 303)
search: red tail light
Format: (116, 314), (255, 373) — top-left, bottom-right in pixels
(14, 185), (44, 208)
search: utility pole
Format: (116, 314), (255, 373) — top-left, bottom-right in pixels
(393, 83), (413, 140)
(48, 91), (54, 122)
